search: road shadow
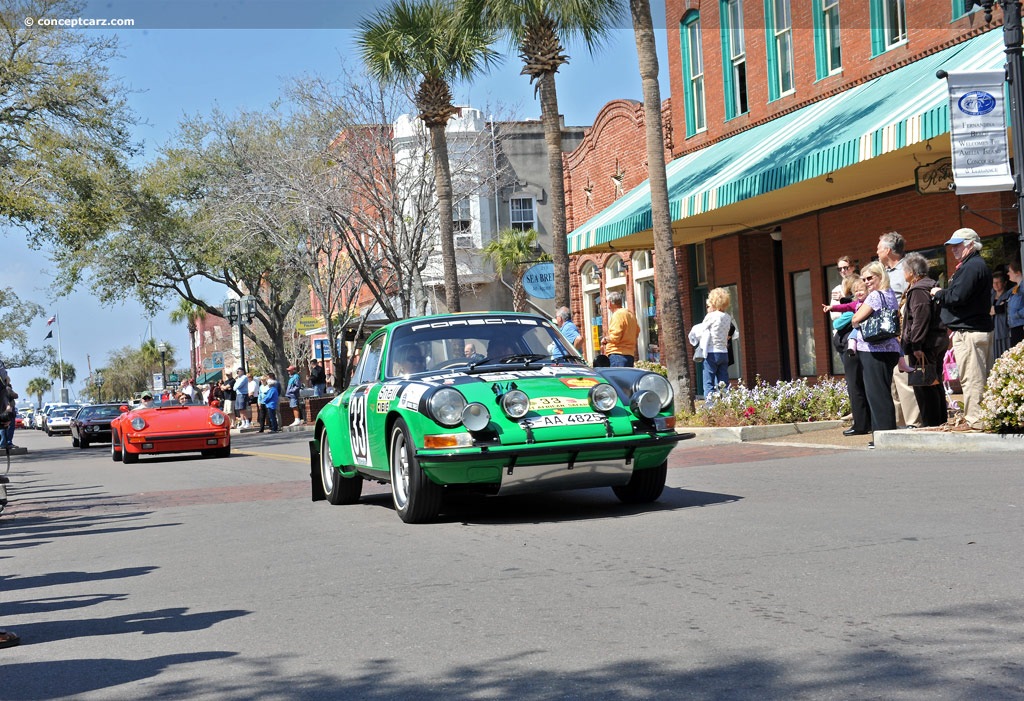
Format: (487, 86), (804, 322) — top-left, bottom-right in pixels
(352, 485), (742, 525)
(0, 566), (159, 593)
(12, 606), (250, 645)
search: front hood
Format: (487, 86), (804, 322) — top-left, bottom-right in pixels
(125, 406), (224, 432)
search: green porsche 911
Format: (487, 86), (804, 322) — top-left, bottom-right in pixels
(310, 312), (693, 523)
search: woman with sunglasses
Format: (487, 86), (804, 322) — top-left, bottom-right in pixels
(851, 262), (903, 441)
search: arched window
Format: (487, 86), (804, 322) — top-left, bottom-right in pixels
(605, 255), (626, 287)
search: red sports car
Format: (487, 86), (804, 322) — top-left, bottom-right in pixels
(110, 398), (231, 464)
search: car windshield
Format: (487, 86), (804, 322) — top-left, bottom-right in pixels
(384, 315), (584, 378)
(79, 405), (124, 419)
(53, 408), (77, 418)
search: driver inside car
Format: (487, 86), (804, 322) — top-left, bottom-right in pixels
(393, 345), (427, 376)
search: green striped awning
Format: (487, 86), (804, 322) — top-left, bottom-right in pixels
(197, 369), (223, 385)
(568, 29), (1005, 254)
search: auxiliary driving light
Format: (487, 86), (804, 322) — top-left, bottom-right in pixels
(630, 390), (662, 420)
(462, 402), (491, 432)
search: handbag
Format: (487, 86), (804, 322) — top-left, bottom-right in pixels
(907, 364), (939, 387)
(861, 293), (900, 343)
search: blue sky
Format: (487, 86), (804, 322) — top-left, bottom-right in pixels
(4, 6), (670, 399)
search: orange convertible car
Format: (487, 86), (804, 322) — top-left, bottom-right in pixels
(110, 398), (231, 464)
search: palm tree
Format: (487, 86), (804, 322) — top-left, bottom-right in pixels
(628, 0), (693, 410)
(359, 0), (498, 314)
(470, 0), (623, 310)
(26, 377), (52, 409)
(483, 228), (551, 312)
(169, 298), (207, 380)
(47, 360), (76, 387)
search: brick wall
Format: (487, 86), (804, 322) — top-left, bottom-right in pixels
(665, 0), (995, 158)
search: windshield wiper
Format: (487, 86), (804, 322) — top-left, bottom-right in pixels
(469, 353), (550, 371)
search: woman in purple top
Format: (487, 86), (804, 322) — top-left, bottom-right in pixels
(851, 262), (903, 437)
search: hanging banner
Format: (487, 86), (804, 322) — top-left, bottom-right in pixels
(945, 70), (1014, 194)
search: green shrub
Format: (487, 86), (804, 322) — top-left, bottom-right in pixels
(635, 360), (667, 377)
(981, 342), (1024, 433)
(677, 376), (850, 427)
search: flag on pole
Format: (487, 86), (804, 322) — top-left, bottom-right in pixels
(44, 330), (53, 340)
(46, 315), (56, 326)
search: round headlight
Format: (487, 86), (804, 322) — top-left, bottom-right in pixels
(427, 388), (466, 428)
(130, 417), (146, 431)
(630, 390), (662, 420)
(500, 389), (530, 419)
(636, 373), (673, 409)
(589, 383), (618, 413)
(462, 402), (491, 432)
(210, 411), (226, 426)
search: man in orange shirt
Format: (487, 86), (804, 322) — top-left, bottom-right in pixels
(601, 291), (640, 367)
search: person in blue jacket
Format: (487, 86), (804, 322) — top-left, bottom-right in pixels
(263, 375), (280, 433)
(1008, 260), (1024, 348)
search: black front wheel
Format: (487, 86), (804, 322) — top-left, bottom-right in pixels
(613, 461), (667, 504)
(389, 419), (442, 523)
(111, 431), (122, 462)
(320, 433), (362, 505)
(79, 438), (89, 449)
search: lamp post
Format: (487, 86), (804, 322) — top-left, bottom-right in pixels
(223, 295), (258, 375)
(157, 342), (167, 394)
(965, 0), (1024, 267)
(93, 371), (104, 404)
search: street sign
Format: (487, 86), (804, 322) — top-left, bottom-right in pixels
(153, 373), (165, 391)
(169, 373), (179, 383)
(296, 316), (321, 333)
(314, 338), (331, 359)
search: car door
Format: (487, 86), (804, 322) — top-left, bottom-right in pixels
(331, 332), (386, 469)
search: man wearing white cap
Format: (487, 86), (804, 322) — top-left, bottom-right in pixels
(930, 228), (993, 430)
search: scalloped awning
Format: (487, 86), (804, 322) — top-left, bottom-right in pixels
(568, 29), (1005, 254)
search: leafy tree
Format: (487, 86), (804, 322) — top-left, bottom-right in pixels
(25, 377), (52, 409)
(169, 299), (207, 380)
(359, 0), (498, 313)
(469, 0), (623, 310)
(483, 228), (550, 312)
(0, 287), (46, 368)
(0, 0), (136, 244)
(628, 0), (693, 409)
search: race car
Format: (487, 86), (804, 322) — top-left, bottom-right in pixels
(311, 312), (692, 523)
(110, 397), (230, 464)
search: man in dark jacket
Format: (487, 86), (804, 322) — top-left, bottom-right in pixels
(309, 359), (327, 397)
(931, 228), (993, 430)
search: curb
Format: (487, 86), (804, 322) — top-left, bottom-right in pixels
(676, 420), (844, 443)
(874, 429), (1024, 452)
(2, 447), (28, 456)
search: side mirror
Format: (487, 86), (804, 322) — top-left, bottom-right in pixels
(119, 405), (129, 412)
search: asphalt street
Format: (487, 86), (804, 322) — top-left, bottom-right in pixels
(2, 428), (1022, 700)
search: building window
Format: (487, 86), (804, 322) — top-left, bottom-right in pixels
(723, 283), (742, 381)
(952, 0), (980, 20)
(720, 0), (748, 120)
(792, 270), (816, 376)
(633, 251), (658, 363)
(581, 262), (602, 364)
(605, 255), (627, 287)
(813, 0), (842, 79)
(680, 12), (707, 137)
(870, 0), (907, 56)
(824, 264), (845, 376)
(694, 242), (708, 286)
(510, 197), (535, 231)
(453, 198), (473, 249)
(765, 0), (794, 99)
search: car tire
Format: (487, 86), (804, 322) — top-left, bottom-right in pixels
(72, 436), (80, 447)
(320, 432), (362, 505)
(111, 431), (122, 462)
(612, 460), (667, 504)
(79, 438), (89, 450)
(389, 418), (442, 523)
(215, 446), (231, 459)
(122, 448), (138, 464)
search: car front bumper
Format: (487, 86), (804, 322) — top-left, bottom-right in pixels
(122, 430), (230, 454)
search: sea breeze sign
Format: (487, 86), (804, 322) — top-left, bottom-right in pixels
(522, 262), (555, 299)
(945, 70), (1014, 194)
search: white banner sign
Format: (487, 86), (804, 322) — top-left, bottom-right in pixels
(946, 70), (1014, 194)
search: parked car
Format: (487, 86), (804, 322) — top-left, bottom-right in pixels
(311, 312), (693, 523)
(70, 404), (126, 448)
(45, 406), (82, 436)
(110, 397), (230, 464)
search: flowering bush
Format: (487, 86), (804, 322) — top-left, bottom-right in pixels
(635, 360), (667, 377)
(981, 342), (1024, 433)
(677, 376), (850, 427)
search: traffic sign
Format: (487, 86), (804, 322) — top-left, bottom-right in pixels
(169, 373), (179, 382)
(153, 373), (165, 391)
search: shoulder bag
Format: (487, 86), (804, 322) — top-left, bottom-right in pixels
(861, 292), (901, 344)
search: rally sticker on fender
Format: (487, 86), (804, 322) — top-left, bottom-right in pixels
(377, 384), (401, 401)
(398, 383), (429, 410)
(560, 377), (601, 389)
(528, 396), (589, 410)
(520, 412), (605, 428)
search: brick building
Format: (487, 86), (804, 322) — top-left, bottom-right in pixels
(566, 5), (1019, 393)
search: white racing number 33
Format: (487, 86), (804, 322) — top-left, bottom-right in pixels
(348, 392), (370, 465)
